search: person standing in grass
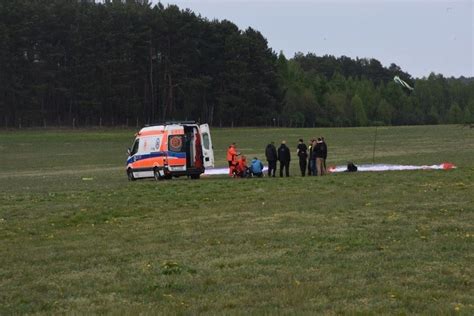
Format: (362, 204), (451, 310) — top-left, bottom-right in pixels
(314, 138), (325, 176)
(296, 138), (308, 176)
(227, 142), (239, 177)
(321, 137), (328, 173)
(309, 139), (317, 176)
(265, 141), (277, 177)
(307, 139), (314, 176)
(277, 140), (291, 177)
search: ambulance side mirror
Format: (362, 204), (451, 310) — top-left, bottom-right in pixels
(127, 148), (131, 156)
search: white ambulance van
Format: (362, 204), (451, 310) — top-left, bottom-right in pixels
(126, 121), (214, 180)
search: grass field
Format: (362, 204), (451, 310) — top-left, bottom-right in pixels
(0, 125), (473, 314)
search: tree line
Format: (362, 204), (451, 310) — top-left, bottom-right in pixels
(1, 0), (473, 128)
(279, 54), (474, 127)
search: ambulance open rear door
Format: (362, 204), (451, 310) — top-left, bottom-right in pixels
(199, 124), (214, 168)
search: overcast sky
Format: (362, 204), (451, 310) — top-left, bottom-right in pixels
(155, 0), (473, 78)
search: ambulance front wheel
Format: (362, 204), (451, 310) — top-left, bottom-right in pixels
(127, 169), (136, 181)
(190, 174), (200, 180)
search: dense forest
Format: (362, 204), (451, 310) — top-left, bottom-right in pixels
(1, 0), (473, 128)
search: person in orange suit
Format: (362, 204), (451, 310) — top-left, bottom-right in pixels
(235, 155), (249, 177)
(227, 142), (239, 176)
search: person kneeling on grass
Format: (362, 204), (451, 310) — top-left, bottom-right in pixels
(250, 157), (264, 177)
(234, 155), (251, 178)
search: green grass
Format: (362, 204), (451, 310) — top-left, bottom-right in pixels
(0, 125), (473, 314)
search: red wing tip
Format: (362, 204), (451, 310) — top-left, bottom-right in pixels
(442, 162), (456, 170)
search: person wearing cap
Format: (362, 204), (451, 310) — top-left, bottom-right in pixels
(250, 157), (264, 177)
(296, 138), (308, 176)
(265, 141), (277, 177)
(277, 140), (291, 177)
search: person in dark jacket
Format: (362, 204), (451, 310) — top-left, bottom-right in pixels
(308, 139), (316, 176)
(265, 141), (277, 177)
(321, 137), (328, 172)
(313, 138), (325, 176)
(307, 139), (313, 175)
(296, 139), (308, 176)
(277, 140), (291, 177)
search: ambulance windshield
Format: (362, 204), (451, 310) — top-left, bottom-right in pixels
(130, 139), (139, 156)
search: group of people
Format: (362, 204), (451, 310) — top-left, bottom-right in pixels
(305, 138), (328, 176)
(227, 143), (265, 178)
(226, 138), (328, 178)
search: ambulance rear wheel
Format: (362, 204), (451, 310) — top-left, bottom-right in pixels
(127, 169), (136, 181)
(153, 168), (164, 181)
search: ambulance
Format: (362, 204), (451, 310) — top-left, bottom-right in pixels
(126, 121), (214, 180)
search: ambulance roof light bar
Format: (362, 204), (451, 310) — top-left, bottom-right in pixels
(144, 120), (197, 127)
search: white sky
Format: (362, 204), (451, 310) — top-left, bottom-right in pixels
(155, 0), (474, 78)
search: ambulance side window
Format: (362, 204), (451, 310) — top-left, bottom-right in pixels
(202, 133), (210, 150)
(130, 139), (139, 155)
